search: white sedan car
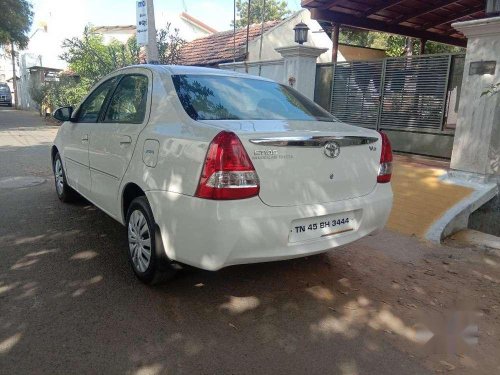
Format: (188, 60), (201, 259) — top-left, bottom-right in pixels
(52, 65), (393, 284)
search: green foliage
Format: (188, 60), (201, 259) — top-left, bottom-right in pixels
(425, 41), (464, 55)
(233, 0), (291, 28)
(338, 27), (374, 47)
(30, 75), (90, 109)
(0, 0), (33, 48)
(60, 24), (185, 84)
(481, 82), (500, 97)
(385, 35), (410, 57)
(33, 24), (186, 111)
(60, 26), (135, 85)
(336, 27), (465, 57)
(157, 24), (185, 64)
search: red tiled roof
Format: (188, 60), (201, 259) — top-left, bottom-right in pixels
(179, 20), (281, 67)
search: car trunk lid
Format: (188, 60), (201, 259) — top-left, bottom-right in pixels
(199, 120), (382, 207)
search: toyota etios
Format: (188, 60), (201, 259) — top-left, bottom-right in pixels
(52, 65), (393, 284)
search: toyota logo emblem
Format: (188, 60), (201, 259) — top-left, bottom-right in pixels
(324, 142), (340, 158)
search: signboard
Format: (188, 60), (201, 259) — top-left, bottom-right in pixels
(136, 0), (148, 46)
(469, 61), (496, 76)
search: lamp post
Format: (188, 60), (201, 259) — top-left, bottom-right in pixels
(486, 0), (500, 17)
(293, 22), (309, 45)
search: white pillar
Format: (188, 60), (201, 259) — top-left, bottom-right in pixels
(275, 45), (327, 100)
(450, 17), (500, 180)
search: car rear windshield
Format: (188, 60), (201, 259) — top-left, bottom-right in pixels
(171, 74), (335, 122)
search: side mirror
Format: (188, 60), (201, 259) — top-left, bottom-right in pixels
(53, 106), (74, 122)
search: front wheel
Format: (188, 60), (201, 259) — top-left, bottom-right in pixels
(126, 196), (177, 284)
(53, 152), (76, 202)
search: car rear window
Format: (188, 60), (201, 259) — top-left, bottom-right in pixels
(171, 74), (335, 122)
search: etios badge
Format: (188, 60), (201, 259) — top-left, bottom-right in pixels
(324, 142), (340, 159)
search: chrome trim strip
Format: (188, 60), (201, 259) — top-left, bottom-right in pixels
(249, 136), (378, 147)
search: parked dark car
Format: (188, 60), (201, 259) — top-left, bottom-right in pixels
(0, 83), (12, 106)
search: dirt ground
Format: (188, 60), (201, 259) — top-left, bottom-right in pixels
(1, 108), (499, 374)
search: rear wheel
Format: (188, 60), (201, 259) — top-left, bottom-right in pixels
(53, 152), (77, 202)
(126, 196), (177, 284)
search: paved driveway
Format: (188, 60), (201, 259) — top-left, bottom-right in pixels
(0, 108), (498, 375)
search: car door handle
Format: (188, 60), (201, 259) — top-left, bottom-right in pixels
(81, 134), (88, 142)
(119, 135), (132, 145)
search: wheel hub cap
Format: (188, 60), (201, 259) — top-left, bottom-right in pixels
(128, 210), (152, 273)
(54, 159), (64, 195)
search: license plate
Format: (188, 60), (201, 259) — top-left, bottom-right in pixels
(289, 211), (357, 243)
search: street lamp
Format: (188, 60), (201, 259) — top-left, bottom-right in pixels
(486, 0), (500, 17)
(293, 22), (309, 45)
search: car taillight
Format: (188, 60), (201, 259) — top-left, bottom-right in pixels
(195, 131), (260, 200)
(377, 131), (393, 183)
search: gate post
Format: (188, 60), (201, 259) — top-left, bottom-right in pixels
(450, 17), (500, 182)
(275, 45), (327, 100)
(376, 58), (387, 131)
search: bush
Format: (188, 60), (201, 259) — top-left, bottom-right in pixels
(30, 76), (90, 114)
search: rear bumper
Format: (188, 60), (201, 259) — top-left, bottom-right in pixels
(147, 184), (393, 271)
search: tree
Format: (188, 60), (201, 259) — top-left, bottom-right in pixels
(0, 0), (33, 109)
(334, 25), (465, 57)
(33, 24), (186, 110)
(233, 0), (291, 28)
(338, 27), (374, 47)
(0, 0), (33, 48)
(157, 23), (185, 64)
(29, 74), (87, 114)
(60, 24), (185, 85)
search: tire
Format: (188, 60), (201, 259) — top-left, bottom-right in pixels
(53, 152), (77, 202)
(126, 196), (177, 284)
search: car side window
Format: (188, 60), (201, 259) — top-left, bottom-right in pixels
(77, 78), (117, 123)
(103, 75), (148, 124)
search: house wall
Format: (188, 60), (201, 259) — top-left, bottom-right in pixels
(0, 50), (11, 83)
(99, 30), (135, 44)
(157, 13), (214, 42)
(219, 60), (285, 84)
(246, 10), (385, 63)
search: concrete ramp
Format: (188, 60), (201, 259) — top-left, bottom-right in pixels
(386, 157), (474, 239)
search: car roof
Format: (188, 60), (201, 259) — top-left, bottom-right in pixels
(117, 64), (273, 81)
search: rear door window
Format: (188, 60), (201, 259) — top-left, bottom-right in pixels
(103, 75), (149, 124)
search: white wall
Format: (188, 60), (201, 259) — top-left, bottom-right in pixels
(219, 60), (285, 83)
(246, 10), (334, 63)
(99, 30), (136, 44)
(245, 9), (386, 64)
(156, 13), (214, 42)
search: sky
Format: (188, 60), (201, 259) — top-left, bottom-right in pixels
(28, 0), (302, 68)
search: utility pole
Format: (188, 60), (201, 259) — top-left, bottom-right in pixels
(146, 0), (159, 63)
(10, 42), (18, 109)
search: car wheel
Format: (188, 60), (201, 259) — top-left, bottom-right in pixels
(53, 152), (76, 202)
(126, 196), (177, 284)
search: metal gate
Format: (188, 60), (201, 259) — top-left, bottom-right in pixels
(329, 54), (459, 131)
(330, 60), (383, 129)
(319, 53), (465, 158)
